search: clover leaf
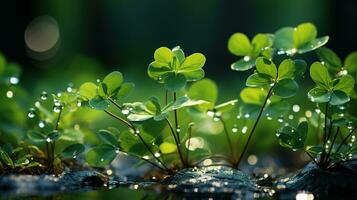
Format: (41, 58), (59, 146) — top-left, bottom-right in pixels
(187, 78), (238, 114)
(276, 121), (308, 150)
(79, 71), (134, 110)
(274, 22), (329, 55)
(228, 33), (273, 71)
(308, 62), (355, 105)
(62, 143), (85, 158)
(86, 144), (118, 167)
(246, 57), (305, 98)
(148, 46), (206, 91)
(123, 96), (208, 122)
(317, 47), (357, 75)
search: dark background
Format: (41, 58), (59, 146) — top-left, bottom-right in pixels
(1, 0), (357, 95)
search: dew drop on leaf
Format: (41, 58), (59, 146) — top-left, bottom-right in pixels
(232, 124), (238, 133)
(6, 91), (13, 98)
(244, 113), (250, 118)
(40, 91), (48, 100)
(38, 121), (45, 128)
(241, 126), (248, 134)
(292, 104), (300, 112)
(277, 116), (284, 123)
(28, 108), (36, 118)
(9, 77), (19, 85)
(305, 110), (312, 118)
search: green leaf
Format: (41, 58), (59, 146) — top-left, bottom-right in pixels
(97, 130), (118, 147)
(27, 131), (45, 142)
(188, 78), (218, 105)
(14, 156), (30, 167)
(298, 36), (329, 54)
(293, 23), (317, 47)
(316, 47), (342, 70)
(334, 75), (355, 94)
(246, 73), (272, 87)
(228, 33), (252, 56)
(273, 27), (295, 51)
(310, 62), (331, 88)
(277, 121), (308, 150)
(230, 58), (256, 71)
(274, 79), (298, 98)
(48, 131), (60, 141)
(117, 82), (134, 98)
(181, 69), (205, 81)
(278, 59), (295, 80)
(154, 47), (173, 65)
(147, 61), (172, 82)
(264, 101), (290, 117)
(164, 73), (187, 92)
(159, 142), (177, 154)
(79, 82), (97, 100)
(240, 87), (267, 105)
(305, 145), (323, 157)
(172, 46), (185, 64)
(294, 59), (307, 77)
(0, 150), (14, 168)
(180, 53), (206, 71)
(62, 143), (85, 158)
(256, 57), (277, 78)
(251, 34), (273, 56)
(89, 97), (110, 110)
(164, 96), (209, 112)
(344, 52), (357, 73)
(214, 99), (238, 113)
(100, 71), (124, 97)
(308, 87), (331, 103)
(330, 90), (350, 106)
(86, 144), (117, 167)
(124, 102), (155, 122)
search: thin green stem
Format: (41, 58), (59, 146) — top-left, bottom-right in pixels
(316, 112), (322, 144)
(108, 98), (123, 110)
(173, 92), (180, 143)
(235, 86), (274, 169)
(304, 150), (320, 167)
(165, 118), (186, 167)
(104, 109), (169, 171)
(165, 90), (168, 106)
(221, 119), (235, 160)
(320, 103), (329, 166)
(325, 127), (340, 167)
(335, 126), (357, 154)
(186, 123), (194, 164)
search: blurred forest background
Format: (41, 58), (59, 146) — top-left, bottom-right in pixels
(1, 0), (357, 170)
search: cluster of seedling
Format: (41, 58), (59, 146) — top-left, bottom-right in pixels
(0, 22), (356, 176)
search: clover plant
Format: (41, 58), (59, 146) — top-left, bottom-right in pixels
(25, 88), (85, 174)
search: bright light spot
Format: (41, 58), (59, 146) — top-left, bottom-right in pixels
(247, 154), (258, 165)
(203, 159), (212, 166)
(186, 137), (205, 151)
(243, 56), (250, 61)
(292, 104), (300, 112)
(242, 126), (248, 134)
(25, 16), (60, 53)
(296, 192), (314, 200)
(10, 77), (19, 85)
(106, 169), (113, 175)
(6, 91), (13, 98)
(305, 110), (312, 118)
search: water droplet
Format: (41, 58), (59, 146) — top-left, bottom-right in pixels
(34, 101), (41, 108)
(247, 154), (258, 165)
(122, 109), (130, 115)
(207, 110), (215, 117)
(28, 108), (36, 118)
(154, 152), (161, 158)
(315, 108), (321, 114)
(57, 92), (62, 97)
(305, 110), (312, 118)
(267, 99), (271, 104)
(38, 121), (45, 128)
(40, 91), (48, 100)
(241, 126), (248, 134)
(275, 131), (280, 137)
(53, 105), (62, 113)
(236, 114), (241, 119)
(292, 104), (300, 112)
(288, 115), (294, 120)
(244, 113), (250, 118)
(277, 116), (284, 123)
(232, 124), (238, 133)
(6, 91), (13, 98)
(176, 127), (181, 133)
(296, 191), (314, 200)
(46, 137), (51, 143)
(213, 117), (220, 121)
(77, 100), (82, 107)
(243, 56), (250, 62)
(115, 149), (120, 154)
(100, 158), (104, 162)
(73, 155), (77, 159)
(203, 159), (212, 166)
(351, 135), (356, 143)
(96, 79), (101, 83)
(142, 155), (149, 160)
(9, 77), (19, 85)
(158, 76), (163, 81)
